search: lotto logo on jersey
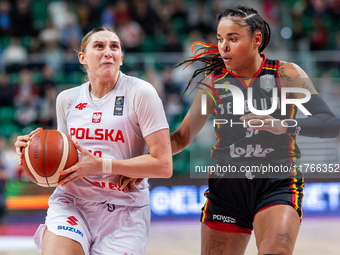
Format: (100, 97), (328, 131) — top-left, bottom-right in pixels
(75, 103), (88, 110)
(92, 112), (102, 123)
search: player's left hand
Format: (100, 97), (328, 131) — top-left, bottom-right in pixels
(116, 175), (143, 193)
(59, 142), (101, 186)
(240, 114), (288, 135)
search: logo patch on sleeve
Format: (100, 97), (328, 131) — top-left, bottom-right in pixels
(114, 96), (124, 116)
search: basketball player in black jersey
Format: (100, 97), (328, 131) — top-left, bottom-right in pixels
(171, 6), (340, 255)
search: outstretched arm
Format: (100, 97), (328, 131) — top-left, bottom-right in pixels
(171, 76), (213, 155)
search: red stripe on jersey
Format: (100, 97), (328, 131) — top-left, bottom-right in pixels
(205, 221), (252, 234)
(221, 54), (268, 87)
(263, 64), (278, 68)
(276, 60), (282, 90)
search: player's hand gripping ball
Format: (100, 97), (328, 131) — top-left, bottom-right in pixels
(21, 130), (78, 187)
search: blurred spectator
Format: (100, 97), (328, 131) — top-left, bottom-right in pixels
(261, 0), (282, 49)
(305, 0), (329, 19)
(292, 21), (306, 51)
(0, 73), (13, 107)
(1, 134), (22, 180)
(39, 65), (57, 97)
(114, 0), (132, 24)
(11, 0), (36, 36)
(206, 31), (218, 46)
(13, 69), (39, 126)
(2, 37), (28, 72)
(64, 36), (81, 73)
(116, 3), (144, 52)
(101, 3), (116, 30)
(131, 0), (160, 37)
(183, 29), (204, 55)
(0, 158), (8, 223)
(0, 137), (9, 223)
(39, 85), (57, 129)
(329, 0), (340, 24)
(309, 17), (329, 51)
(143, 67), (165, 100)
(88, 0), (103, 28)
(336, 31), (340, 51)
(43, 39), (63, 72)
(162, 67), (182, 103)
(60, 15), (82, 49)
(0, 0), (12, 36)
(169, 0), (188, 35)
(187, 1), (214, 34)
(39, 19), (60, 47)
(162, 67), (184, 122)
(27, 36), (44, 70)
(28, 36), (42, 55)
(77, 3), (92, 35)
(162, 31), (183, 53)
(170, 0), (187, 23)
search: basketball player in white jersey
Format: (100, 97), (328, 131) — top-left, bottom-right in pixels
(15, 27), (172, 255)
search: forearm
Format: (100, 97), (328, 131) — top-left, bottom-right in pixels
(171, 131), (189, 155)
(286, 94), (340, 138)
(101, 153), (172, 178)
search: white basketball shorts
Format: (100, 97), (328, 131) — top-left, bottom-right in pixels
(33, 189), (150, 255)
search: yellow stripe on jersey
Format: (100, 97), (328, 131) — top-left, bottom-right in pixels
(262, 67), (277, 71)
(243, 78), (251, 87)
(214, 72), (228, 83)
(201, 199), (210, 222)
(290, 172), (304, 220)
(288, 104), (298, 163)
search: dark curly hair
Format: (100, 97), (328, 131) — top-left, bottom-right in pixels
(177, 6), (271, 95)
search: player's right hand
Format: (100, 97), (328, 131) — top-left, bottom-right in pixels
(14, 127), (43, 166)
(116, 175), (143, 193)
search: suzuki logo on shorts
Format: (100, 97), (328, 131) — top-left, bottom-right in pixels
(67, 216), (78, 226)
(201, 84), (311, 116)
(75, 103), (88, 110)
(92, 112), (102, 123)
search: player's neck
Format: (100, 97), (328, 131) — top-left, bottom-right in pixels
(89, 72), (120, 98)
(231, 54), (263, 79)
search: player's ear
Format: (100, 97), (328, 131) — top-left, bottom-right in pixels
(120, 54), (124, 66)
(253, 32), (262, 49)
(79, 52), (87, 65)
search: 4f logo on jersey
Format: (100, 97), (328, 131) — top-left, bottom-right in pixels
(114, 96), (124, 116)
(75, 103), (88, 110)
(92, 112), (102, 123)
(66, 216), (78, 226)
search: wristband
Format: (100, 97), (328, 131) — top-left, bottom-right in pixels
(102, 158), (112, 174)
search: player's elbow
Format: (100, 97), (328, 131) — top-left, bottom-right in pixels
(320, 116), (340, 138)
(171, 130), (190, 155)
(160, 156), (173, 178)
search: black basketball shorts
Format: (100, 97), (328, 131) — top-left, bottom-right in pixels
(200, 171), (304, 234)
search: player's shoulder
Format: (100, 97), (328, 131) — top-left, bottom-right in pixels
(57, 86), (78, 101)
(124, 73), (158, 96)
(56, 84), (84, 106)
(277, 60), (308, 79)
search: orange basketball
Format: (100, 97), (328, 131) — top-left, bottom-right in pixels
(21, 130), (78, 187)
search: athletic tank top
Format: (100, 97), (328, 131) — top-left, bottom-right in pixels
(60, 74), (150, 206)
(210, 55), (301, 170)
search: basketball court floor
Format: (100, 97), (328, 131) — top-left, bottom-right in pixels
(0, 217), (339, 255)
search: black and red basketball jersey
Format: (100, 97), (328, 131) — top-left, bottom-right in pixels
(210, 55), (300, 169)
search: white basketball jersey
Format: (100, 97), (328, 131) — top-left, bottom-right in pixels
(57, 72), (167, 206)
